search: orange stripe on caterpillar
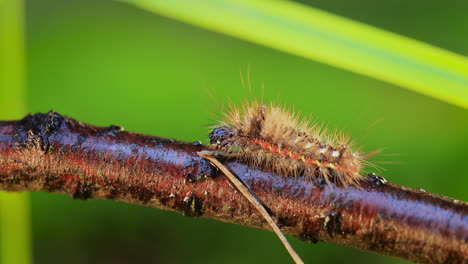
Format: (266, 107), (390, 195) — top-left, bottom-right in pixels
(209, 101), (371, 186)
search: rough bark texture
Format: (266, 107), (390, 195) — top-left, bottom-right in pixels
(0, 112), (466, 263)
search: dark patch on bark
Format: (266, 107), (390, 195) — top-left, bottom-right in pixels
(367, 173), (387, 186)
(323, 211), (343, 238)
(300, 232), (320, 244)
(106, 125), (124, 136)
(277, 216), (297, 228)
(184, 157), (218, 183)
(182, 191), (203, 217)
(14, 111), (65, 152)
(71, 182), (93, 200)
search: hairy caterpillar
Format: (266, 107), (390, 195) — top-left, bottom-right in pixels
(200, 100), (377, 263)
(208, 101), (371, 186)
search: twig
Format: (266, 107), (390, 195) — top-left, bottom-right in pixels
(0, 111), (467, 263)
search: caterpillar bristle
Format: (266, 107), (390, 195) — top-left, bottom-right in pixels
(209, 101), (374, 186)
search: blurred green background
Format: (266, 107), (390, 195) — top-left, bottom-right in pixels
(2, 0), (468, 263)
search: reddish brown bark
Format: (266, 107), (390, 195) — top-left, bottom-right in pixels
(0, 111), (466, 263)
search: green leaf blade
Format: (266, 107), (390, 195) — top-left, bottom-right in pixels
(122, 0), (468, 108)
(0, 0), (31, 263)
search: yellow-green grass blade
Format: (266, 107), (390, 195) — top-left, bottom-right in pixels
(0, 0), (31, 263)
(122, 0), (468, 109)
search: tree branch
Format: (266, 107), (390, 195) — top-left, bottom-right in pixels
(0, 111), (466, 263)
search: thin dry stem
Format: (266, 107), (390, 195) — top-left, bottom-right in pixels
(198, 150), (304, 264)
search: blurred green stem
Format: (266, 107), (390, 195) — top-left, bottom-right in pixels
(123, 0), (468, 109)
(0, 0), (32, 263)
